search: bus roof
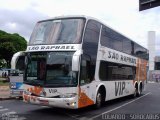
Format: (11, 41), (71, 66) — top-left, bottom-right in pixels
(37, 15), (148, 51)
(38, 15), (99, 23)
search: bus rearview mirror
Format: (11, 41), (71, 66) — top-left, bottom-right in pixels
(72, 50), (83, 71)
(72, 55), (80, 71)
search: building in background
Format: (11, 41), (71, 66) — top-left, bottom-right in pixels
(148, 31), (155, 71)
(155, 56), (160, 70)
(148, 31), (160, 82)
(139, 0), (160, 82)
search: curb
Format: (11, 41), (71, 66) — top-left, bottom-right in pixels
(0, 97), (16, 101)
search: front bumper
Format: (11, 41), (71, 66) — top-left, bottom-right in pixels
(23, 94), (78, 109)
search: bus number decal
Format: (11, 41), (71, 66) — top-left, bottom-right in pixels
(115, 82), (126, 96)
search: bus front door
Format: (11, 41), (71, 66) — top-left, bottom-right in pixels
(78, 54), (94, 108)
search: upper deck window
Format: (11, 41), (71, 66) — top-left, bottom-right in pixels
(29, 18), (85, 45)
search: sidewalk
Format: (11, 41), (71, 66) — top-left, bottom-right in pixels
(0, 85), (13, 100)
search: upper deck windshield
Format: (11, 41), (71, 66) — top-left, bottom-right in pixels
(29, 18), (85, 45)
(24, 52), (77, 87)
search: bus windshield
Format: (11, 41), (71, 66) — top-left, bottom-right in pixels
(29, 18), (85, 45)
(24, 52), (77, 87)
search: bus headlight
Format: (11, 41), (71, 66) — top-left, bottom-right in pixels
(60, 93), (77, 98)
(70, 102), (76, 107)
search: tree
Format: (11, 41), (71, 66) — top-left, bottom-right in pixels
(0, 59), (7, 68)
(0, 30), (27, 68)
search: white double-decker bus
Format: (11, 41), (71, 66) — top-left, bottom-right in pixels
(23, 16), (148, 109)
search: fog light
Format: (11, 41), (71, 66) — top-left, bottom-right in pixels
(70, 102), (76, 107)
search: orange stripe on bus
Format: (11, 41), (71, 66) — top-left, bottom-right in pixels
(135, 59), (148, 82)
(78, 87), (94, 108)
(28, 86), (42, 96)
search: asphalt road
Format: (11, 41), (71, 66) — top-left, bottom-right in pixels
(0, 82), (160, 120)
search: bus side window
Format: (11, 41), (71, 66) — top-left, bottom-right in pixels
(80, 55), (91, 85)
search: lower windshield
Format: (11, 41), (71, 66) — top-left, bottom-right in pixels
(25, 52), (77, 87)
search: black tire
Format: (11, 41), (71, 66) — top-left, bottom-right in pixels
(137, 85), (142, 97)
(132, 88), (137, 98)
(94, 90), (102, 109)
(134, 83), (139, 97)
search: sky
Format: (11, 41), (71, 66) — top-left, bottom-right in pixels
(0, 0), (160, 55)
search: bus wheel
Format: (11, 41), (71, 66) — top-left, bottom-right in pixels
(137, 83), (142, 97)
(95, 90), (102, 109)
(132, 88), (137, 98)
(134, 83), (138, 97)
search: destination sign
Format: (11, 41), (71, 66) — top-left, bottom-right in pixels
(26, 44), (81, 52)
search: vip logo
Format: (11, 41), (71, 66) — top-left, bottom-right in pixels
(115, 82), (126, 96)
(49, 89), (57, 93)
